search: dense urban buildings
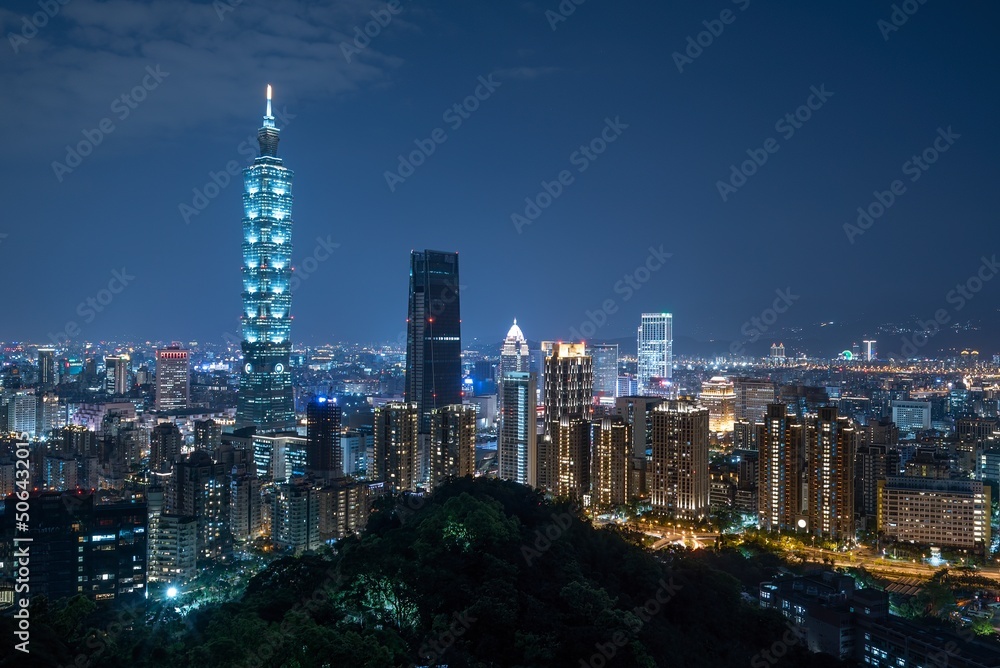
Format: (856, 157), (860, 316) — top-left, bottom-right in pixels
(235, 87), (296, 433)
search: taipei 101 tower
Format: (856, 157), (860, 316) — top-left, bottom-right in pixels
(235, 85), (296, 433)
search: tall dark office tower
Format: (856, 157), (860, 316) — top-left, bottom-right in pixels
(37, 348), (55, 388)
(150, 422), (183, 474)
(405, 249), (461, 483)
(306, 396), (343, 479)
(236, 85), (296, 434)
(105, 355), (130, 396)
(155, 346), (190, 411)
(405, 250), (462, 434)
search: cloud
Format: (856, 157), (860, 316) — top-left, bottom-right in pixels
(491, 66), (561, 80)
(0, 0), (412, 156)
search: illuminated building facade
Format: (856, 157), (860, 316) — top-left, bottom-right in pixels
(591, 416), (633, 507)
(155, 346), (190, 411)
(430, 403), (477, 484)
(539, 342), (592, 491)
(732, 377), (776, 424)
(588, 343), (619, 402)
(637, 312), (672, 395)
(372, 402), (419, 492)
(758, 403), (805, 531)
(700, 376), (735, 433)
(37, 348), (55, 387)
(878, 477), (990, 550)
(306, 396), (343, 479)
(806, 407), (856, 540)
(498, 371), (537, 486)
(105, 355), (129, 396)
(650, 400), (709, 519)
(556, 414), (591, 499)
(236, 85), (295, 433)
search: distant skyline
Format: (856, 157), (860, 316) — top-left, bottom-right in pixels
(2, 1), (999, 349)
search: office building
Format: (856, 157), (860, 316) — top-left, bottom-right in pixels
(588, 343), (619, 402)
(862, 340), (877, 361)
(700, 376), (735, 433)
(650, 400), (709, 519)
(155, 346), (190, 411)
(890, 400), (931, 436)
(498, 319), (530, 412)
(306, 396), (343, 479)
(732, 377), (775, 424)
(637, 312), (672, 395)
(877, 477), (990, 550)
(539, 342), (592, 491)
(37, 348), (55, 388)
(405, 249), (462, 435)
(236, 86), (296, 433)
(105, 355), (130, 396)
(498, 371), (537, 486)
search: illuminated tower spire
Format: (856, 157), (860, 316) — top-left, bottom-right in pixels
(236, 84), (295, 433)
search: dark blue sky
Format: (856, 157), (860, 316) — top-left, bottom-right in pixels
(2, 0), (999, 349)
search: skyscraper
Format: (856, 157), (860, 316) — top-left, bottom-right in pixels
(591, 416), (633, 507)
(498, 319), (530, 416)
(539, 342), (593, 491)
(637, 313), (672, 396)
(807, 407), (856, 540)
(430, 403), (477, 484)
(758, 403), (805, 532)
(37, 348), (55, 388)
(732, 377), (776, 424)
(862, 340), (877, 362)
(588, 343), (619, 402)
(155, 346), (190, 411)
(405, 250), (462, 481)
(306, 396), (342, 479)
(236, 85), (295, 434)
(105, 354), (129, 396)
(372, 402), (419, 493)
(650, 400), (709, 519)
(498, 371), (537, 486)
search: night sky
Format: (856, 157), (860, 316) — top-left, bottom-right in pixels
(2, 0), (999, 349)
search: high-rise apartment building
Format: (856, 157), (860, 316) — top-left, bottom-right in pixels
(236, 86), (296, 433)
(155, 346), (190, 411)
(150, 421), (183, 474)
(637, 312), (672, 396)
(372, 402), (419, 492)
(430, 403), (476, 484)
(169, 451), (232, 560)
(591, 416), (633, 507)
(650, 400), (709, 519)
(758, 403), (805, 532)
(556, 414), (591, 499)
(807, 407), (856, 540)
